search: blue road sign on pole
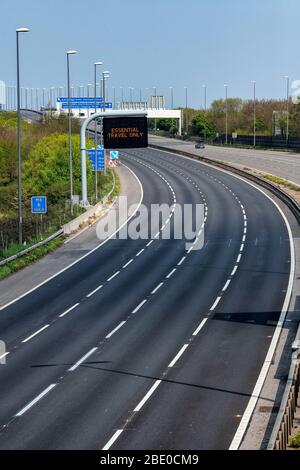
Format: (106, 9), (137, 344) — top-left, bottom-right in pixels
(57, 97), (112, 110)
(87, 148), (105, 171)
(110, 151), (119, 160)
(31, 196), (47, 214)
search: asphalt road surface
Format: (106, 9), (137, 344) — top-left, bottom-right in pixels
(0, 147), (292, 450)
(150, 134), (300, 185)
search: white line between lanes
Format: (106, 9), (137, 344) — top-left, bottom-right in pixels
(166, 268), (176, 279)
(136, 249), (145, 257)
(134, 380), (162, 412)
(122, 259), (133, 269)
(102, 430), (124, 451)
(86, 285), (103, 298)
(168, 344), (189, 367)
(177, 256), (186, 266)
(15, 384), (57, 417)
(105, 321), (126, 339)
(107, 271), (120, 282)
(22, 324), (50, 343)
(59, 303), (80, 317)
(231, 265), (238, 276)
(222, 279), (231, 292)
(210, 296), (221, 311)
(151, 283), (164, 295)
(132, 299), (147, 314)
(192, 318), (208, 336)
(68, 347), (98, 372)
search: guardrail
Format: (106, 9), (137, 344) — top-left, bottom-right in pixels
(149, 144), (300, 225)
(0, 169), (117, 266)
(149, 143), (300, 450)
(267, 346), (300, 450)
(0, 229), (64, 267)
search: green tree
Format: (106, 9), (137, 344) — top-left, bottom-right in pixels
(190, 111), (216, 137)
(23, 133), (94, 204)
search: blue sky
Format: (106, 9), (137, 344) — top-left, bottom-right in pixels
(0, 0), (299, 107)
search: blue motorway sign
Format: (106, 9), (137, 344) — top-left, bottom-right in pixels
(31, 196), (47, 214)
(57, 97), (112, 110)
(87, 148), (105, 171)
(110, 150), (119, 160)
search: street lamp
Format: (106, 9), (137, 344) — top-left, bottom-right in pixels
(284, 76), (290, 147)
(202, 84), (207, 110)
(112, 86), (116, 108)
(129, 87), (134, 104)
(184, 87), (188, 134)
(251, 81), (256, 147)
(93, 62), (103, 201)
(169, 86), (174, 109)
(66, 50), (77, 215)
(16, 27), (29, 245)
(224, 84), (228, 144)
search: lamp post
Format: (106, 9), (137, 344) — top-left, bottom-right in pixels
(93, 62), (103, 201)
(112, 86), (116, 109)
(184, 86), (188, 133)
(284, 76), (290, 147)
(251, 81), (256, 147)
(130, 87), (134, 104)
(169, 86), (174, 109)
(16, 27), (29, 245)
(202, 84), (207, 110)
(153, 86), (157, 131)
(224, 84), (228, 144)
(67, 50), (77, 215)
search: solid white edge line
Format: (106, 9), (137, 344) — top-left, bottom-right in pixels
(132, 299), (147, 313)
(228, 186), (295, 450)
(68, 347), (98, 372)
(164, 147), (295, 451)
(0, 352), (10, 360)
(102, 429), (124, 451)
(107, 271), (120, 282)
(15, 384), (57, 417)
(193, 318), (208, 336)
(59, 302), (80, 317)
(168, 344), (189, 367)
(86, 285), (103, 298)
(0, 163), (144, 313)
(106, 321), (126, 339)
(22, 324), (50, 343)
(134, 380), (162, 412)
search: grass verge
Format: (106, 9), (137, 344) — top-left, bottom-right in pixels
(260, 173), (300, 191)
(0, 236), (64, 280)
(289, 431), (300, 449)
(0, 169), (120, 280)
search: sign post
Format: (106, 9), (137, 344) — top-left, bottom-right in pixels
(31, 196), (47, 214)
(80, 111), (148, 206)
(31, 196), (47, 239)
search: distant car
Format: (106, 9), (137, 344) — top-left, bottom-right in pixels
(195, 143), (205, 149)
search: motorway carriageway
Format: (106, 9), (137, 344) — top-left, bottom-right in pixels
(0, 147), (293, 450)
